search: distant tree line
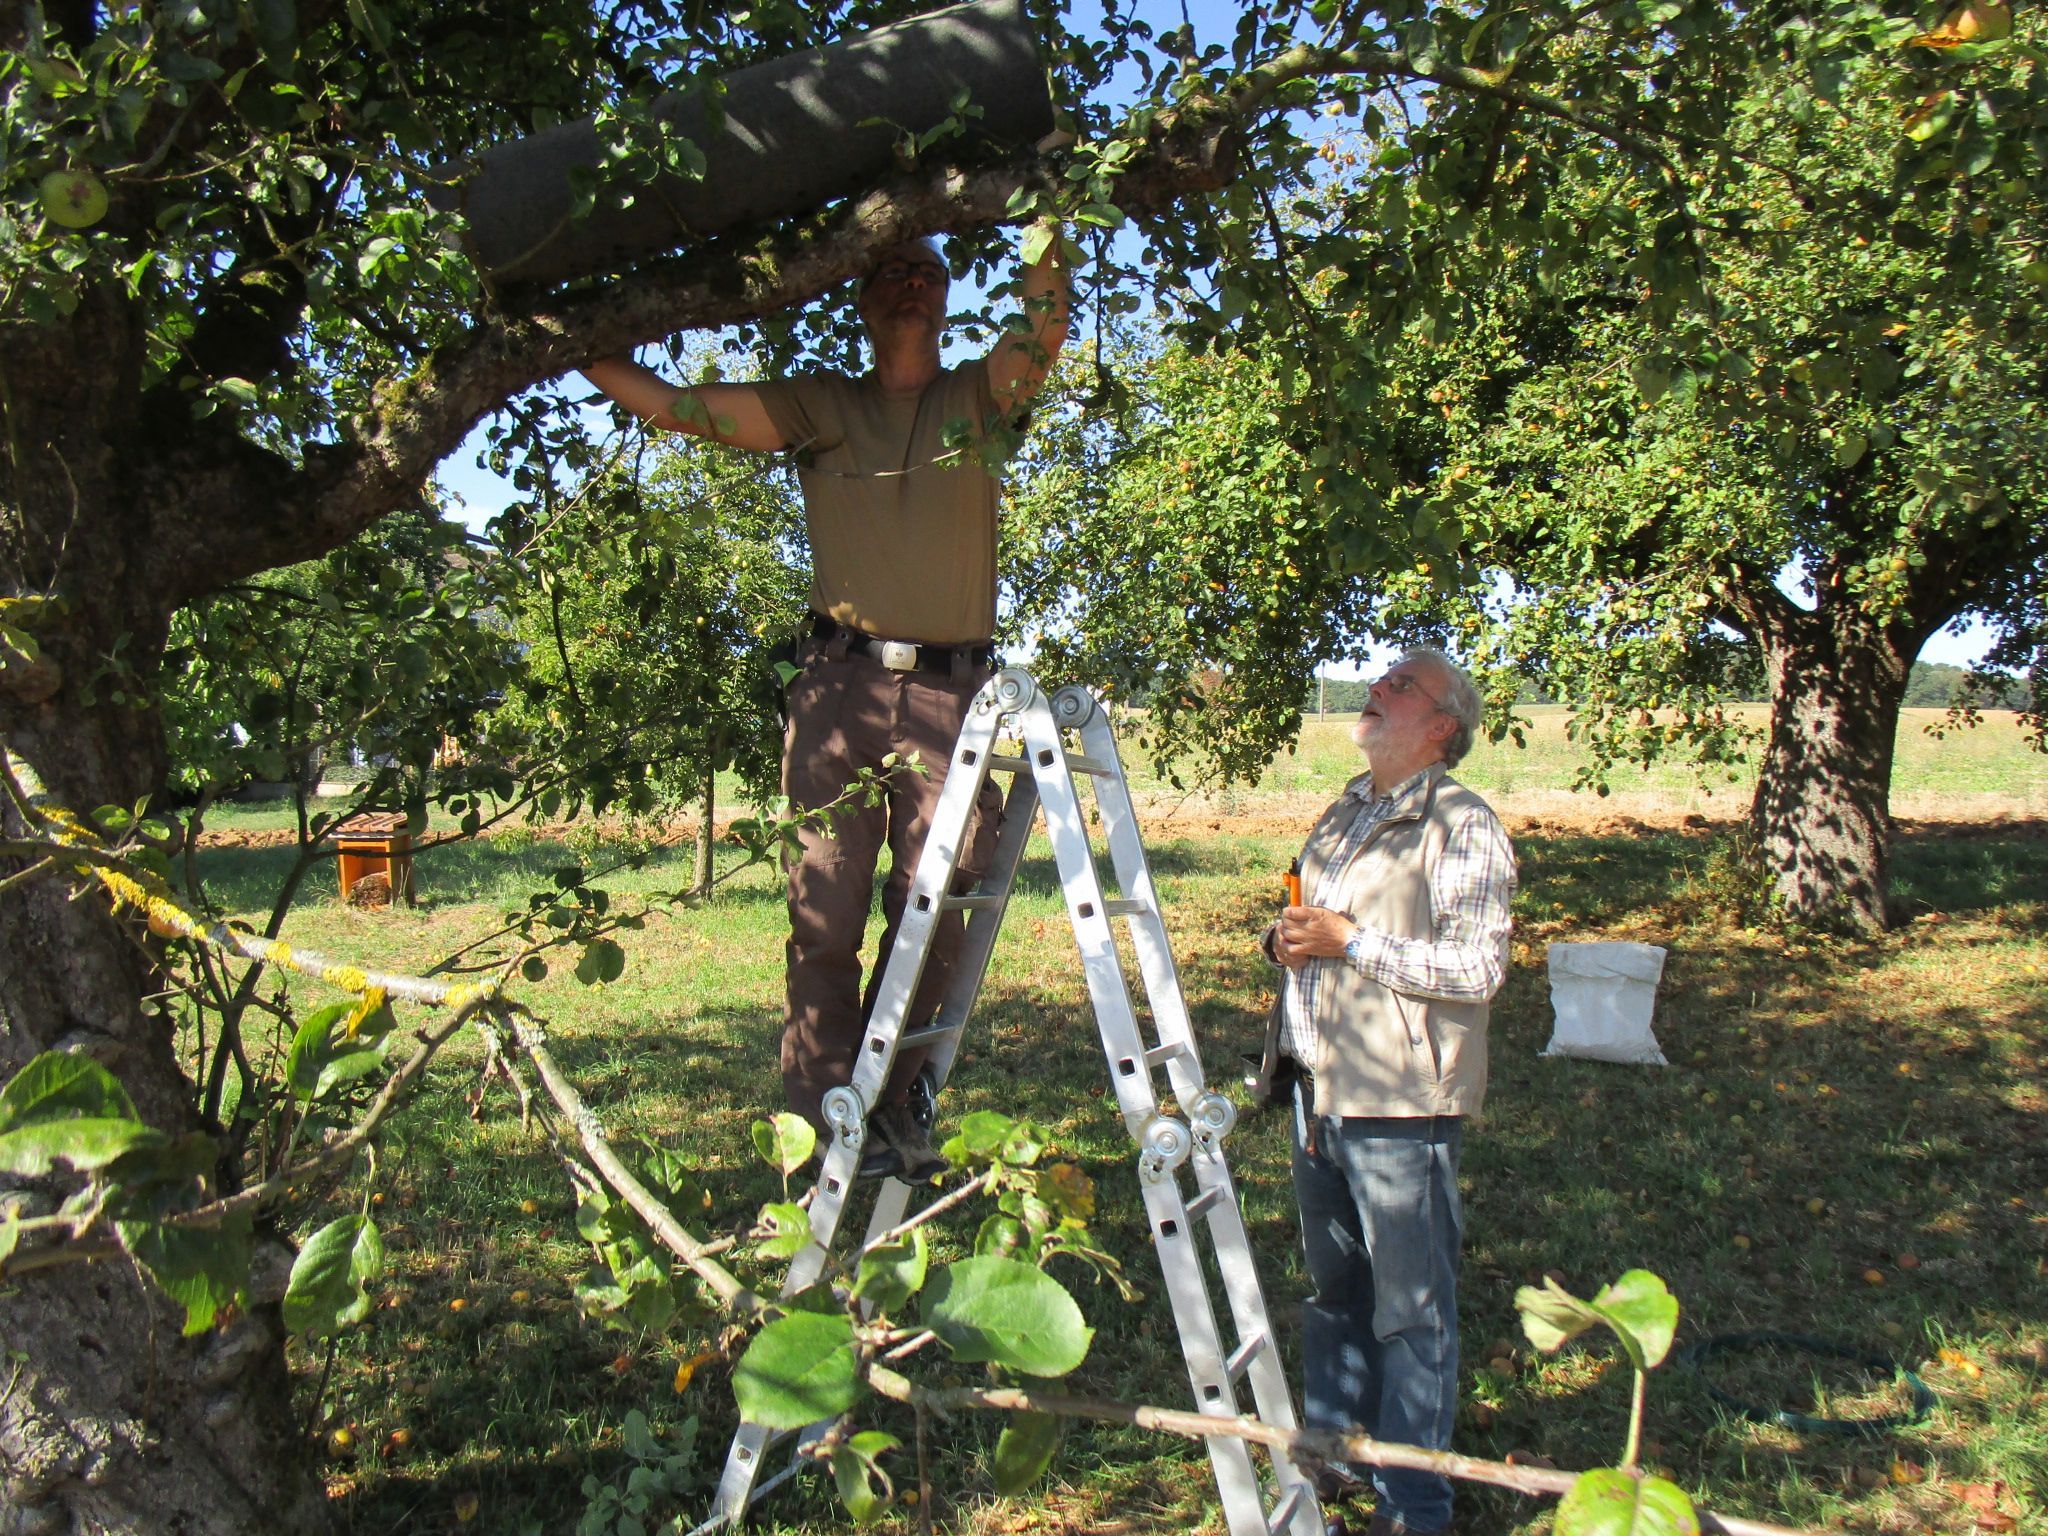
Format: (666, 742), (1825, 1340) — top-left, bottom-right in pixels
(1301, 661), (2026, 715)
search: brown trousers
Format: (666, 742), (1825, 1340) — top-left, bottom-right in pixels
(780, 640), (1002, 1129)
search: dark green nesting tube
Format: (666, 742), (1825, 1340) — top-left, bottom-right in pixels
(433, 0), (1054, 286)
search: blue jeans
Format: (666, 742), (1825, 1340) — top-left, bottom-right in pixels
(1291, 1085), (1464, 1533)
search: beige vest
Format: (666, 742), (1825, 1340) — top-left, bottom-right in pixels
(754, 362), (999, 644)
(1259, 765), (1496, 1119)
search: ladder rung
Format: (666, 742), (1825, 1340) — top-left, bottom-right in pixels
(1265, 1485), (1308, 1536)
(1185, 1185), (1222, 1219)
(898, 1020), (965, 1049)
(1225, 1330), (1270, 1383)
(1143, 1041), (1192, 1070)
(1063, 752), (1115, 777)
(1102, 898), (1150, 918)
(751, 1460), (803, 1500)
(941, 891), (1002, 911)
(987, 753), (1030, 773)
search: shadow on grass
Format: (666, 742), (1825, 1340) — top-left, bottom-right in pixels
(1890, 824), (2048, 918)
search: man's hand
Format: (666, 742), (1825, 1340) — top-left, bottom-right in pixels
(1273, 905), (1358, 969)
(987, 217), (1074, 418)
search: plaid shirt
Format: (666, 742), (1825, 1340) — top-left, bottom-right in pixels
(1280, 766), (1517, 1069)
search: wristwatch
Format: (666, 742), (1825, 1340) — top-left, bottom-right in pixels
(1342, 926), (1369, 970)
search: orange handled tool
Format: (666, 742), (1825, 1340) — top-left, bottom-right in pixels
(1284, 859), (1302, 907)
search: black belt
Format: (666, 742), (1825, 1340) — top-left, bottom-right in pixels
(809, 614), (995, 676)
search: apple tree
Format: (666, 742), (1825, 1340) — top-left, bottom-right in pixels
(1, 0), (2017, 1523)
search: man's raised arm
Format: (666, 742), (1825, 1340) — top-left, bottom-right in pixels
(986, 220), (1074, 420)
(581, 356), (788, 452)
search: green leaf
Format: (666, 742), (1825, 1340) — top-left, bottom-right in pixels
(831, 1429), (901, 1525)
(854, 1226), (928, 1312)
(1629, 359), (1670, 407)
(283, 1001), (388, 1103)
(755, 1201), (812, 1259)
(283, 1002), (351, 1100)
(993, 1410), (1062, 1493)
(102, 1131), (221, 1215)
(1832, 428), (1868, 469)
(1515, 1275), (1608, 1354)
(849, 1429), (900, 1458)
(922, 1257), (1091, 1377)
(732, 1311), (860, 1430)
(0, 1213), (20, 1268)
(940, 1109), (1018, 1165)
(0, 1117), (164, 1176)
(621, 1407), (661, 1461)
(974, 1213), (1030, 1259)
(283, 1214), (385, 1337)
(831, 1445), (885, 1525)
(1587, 1270), (1679, 1369)
(116, 1211), (253, 1335)
(0, 1051), (138, 1129)
(1516, 1270), (1678, 1371)
(0, 1053), (168, 1175)
(575, 937), (626, 986)
(750, 1113), (816, 1176)
(1554, 1468), (1701, 1536)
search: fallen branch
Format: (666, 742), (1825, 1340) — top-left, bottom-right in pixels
(864, 1371), (1820, 1536)
(501, 1005), (764, 1320)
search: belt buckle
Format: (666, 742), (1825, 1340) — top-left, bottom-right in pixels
(879, 639), (919, 672)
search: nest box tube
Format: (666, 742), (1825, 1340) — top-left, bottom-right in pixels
(430, 0), (1057, 286)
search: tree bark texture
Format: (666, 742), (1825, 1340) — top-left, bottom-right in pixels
(0, 729), (329, 1535)
(1746, 599), (1916, 932)
(1, 296), (332, 1533)
(694, 763), (716, 898)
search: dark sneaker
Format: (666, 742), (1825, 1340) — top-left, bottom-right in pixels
(858, 1104), (947, 1183)
(907, 1065), (939, 1132)
(1312, 1463), (1365, 1505)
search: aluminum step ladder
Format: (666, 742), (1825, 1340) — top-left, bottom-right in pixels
(701, 669), (1324, 1536)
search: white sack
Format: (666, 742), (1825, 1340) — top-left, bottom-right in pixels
(1542, 941), (1669, 1065)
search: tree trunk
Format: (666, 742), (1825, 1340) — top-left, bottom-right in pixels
(2, 318), (330, 1527)
(694, 761), (716, 899)
(0, 694), (330, 1535)
(1748, 604), (1914, 932)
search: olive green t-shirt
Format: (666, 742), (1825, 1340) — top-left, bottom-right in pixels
(754, 362), (1000, 645)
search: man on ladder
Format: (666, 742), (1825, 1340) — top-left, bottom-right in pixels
(582, 224), (1072, 1179)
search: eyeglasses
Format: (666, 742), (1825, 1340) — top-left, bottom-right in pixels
(1375, 670), (1450, 712)
(869, 259), (949, 287)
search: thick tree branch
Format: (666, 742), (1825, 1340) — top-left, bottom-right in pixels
(163, 106), (1236, 606)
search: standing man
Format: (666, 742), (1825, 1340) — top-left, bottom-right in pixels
(1253, 648), (1516, 1536)
(582, 226), (1071, 1181)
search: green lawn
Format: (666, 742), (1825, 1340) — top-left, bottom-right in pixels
(174, 755), (2048, 1536)
(1253, 707), (2048, 812)
(199, 707), (2048, 866)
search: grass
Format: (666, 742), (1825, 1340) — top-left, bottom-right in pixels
(174, 730), (2048, 1536)
(1252, 708), (2048, 815)
(197, 707), (2048, 860)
